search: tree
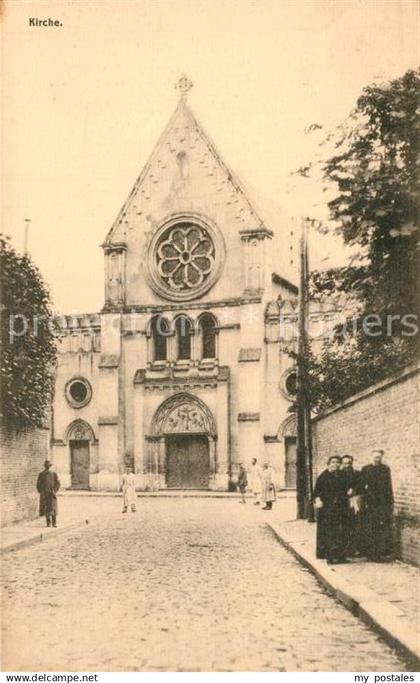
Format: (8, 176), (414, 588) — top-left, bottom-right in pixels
(0, 235), (58, 428)
(300, 70), (420, 409)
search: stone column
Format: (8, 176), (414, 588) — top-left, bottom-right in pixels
(167, 331), (176, 364)
(158, 438), (166, 489)
(191, 328), (198, 364)
(133, 381), (145, 486)
(213, 381), (229, 490)
(208, 436), (217, 485)
(146, 331), (152, 365)
(239, 228), (272, 294)
(103, 244), (127, 307)
(97, 313), (121, 490)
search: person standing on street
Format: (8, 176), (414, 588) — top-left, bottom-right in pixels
(36, 460), (60, 528)
(250, 457), (262, 505)
(121, 466), (137, 513)
(313, 455), (348, 564)
(341, 454), (362, 557)
(361, 450), (394, 561)
(261, 462), (276, 510)
(237, 463), (248, 503)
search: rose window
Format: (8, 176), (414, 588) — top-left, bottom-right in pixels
(156, 223), (215, 292)
(147, 215), (224, 301)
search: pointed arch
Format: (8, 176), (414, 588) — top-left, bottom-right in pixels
(151, 392), (216, 437)
(278, 415), (296, 440)
(64, 419), (97, 444)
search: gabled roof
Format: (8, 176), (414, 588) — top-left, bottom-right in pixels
(103, 96), (270, 247)
(272, 272), (298, 295)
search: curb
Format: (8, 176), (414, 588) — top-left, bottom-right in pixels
(59, 491), (244, 498)
(1, 520), (90, 555)
(58, 490), (297, 499)
(267, 521), (420, 670)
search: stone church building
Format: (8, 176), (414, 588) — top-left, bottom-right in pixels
(51, 76), (311, 492)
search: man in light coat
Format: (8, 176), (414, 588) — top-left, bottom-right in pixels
(121, 466), (137, 513)
(261, 462), (276, 510)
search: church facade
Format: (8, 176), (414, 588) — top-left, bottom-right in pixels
(51, 77), (308, 492)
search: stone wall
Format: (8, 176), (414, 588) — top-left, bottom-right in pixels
(1, 424), (50, 526)
(312, 364), (420, 566)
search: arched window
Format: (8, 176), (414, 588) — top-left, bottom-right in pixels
(175, 315), (192, 360)
(199, 313), (217, 359)
(176, 151), (189, 179)
(151, 316), (169, 361)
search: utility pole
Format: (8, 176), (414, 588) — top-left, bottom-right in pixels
(296, 217), (308, 519)
(304, 219), (315, 522)
(296, 217), (314, 521)
(24, 218), (31, 256)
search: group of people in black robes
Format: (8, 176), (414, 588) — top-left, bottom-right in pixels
(313, 450), (394, 564)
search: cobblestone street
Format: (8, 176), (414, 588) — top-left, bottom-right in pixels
(2, 498), (410, 672)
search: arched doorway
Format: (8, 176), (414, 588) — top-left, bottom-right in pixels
(150, 393), (217, 489)
(65, 420), (96, 490)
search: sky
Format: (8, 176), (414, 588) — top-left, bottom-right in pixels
(2, 0), (418, 312)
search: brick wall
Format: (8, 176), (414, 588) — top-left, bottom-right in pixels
(1, 424), (50, 526)
(312, 364), (420, 566)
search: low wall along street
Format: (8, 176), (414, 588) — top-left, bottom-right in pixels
(312, 364), (420, 566)
(1, 424), (50, 526)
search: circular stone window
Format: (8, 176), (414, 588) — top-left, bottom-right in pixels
(147, 214), (225, 301)
(281, 369), (297, 400)
(285, 372), (297, 396)
(65, 378), (92, 408)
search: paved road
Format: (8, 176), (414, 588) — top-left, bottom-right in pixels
(2, 498), (409, 671)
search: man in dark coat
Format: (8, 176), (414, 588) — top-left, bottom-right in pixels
(361, 450), (394, 561)
(341, 455), (362, 557)
(237, 463), (248, 504)
(313, 455), (348, 564)
(36, 460), (60, 527)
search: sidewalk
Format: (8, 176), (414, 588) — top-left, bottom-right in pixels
(267, 512), (420, 667)
(1, 498), (92, 554)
